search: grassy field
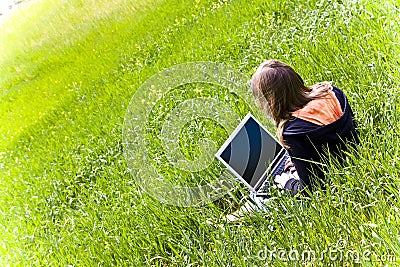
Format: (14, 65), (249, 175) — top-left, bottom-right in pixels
(1, 0), (400, 265)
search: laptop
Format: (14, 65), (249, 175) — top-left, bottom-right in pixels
(215, 113), (289, 197)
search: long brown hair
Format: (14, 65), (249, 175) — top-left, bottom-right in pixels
(251, 60), (330, 144)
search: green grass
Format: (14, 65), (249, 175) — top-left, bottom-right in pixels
(1, 0), (400, 265)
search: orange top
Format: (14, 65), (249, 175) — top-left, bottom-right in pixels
(291, 90), (343, 126)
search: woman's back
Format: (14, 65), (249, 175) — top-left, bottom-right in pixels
(282, 86), (358, 194)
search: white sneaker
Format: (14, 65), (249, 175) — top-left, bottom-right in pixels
(224, 200), (255, 222)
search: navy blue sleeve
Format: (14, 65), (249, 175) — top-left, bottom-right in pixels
(283, 135), (325, 195)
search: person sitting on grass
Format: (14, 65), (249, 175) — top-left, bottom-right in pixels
(252, 59), (359, 195)
(251, 59), (359, 195)
(225, 60), (359, 222)
(226, 60), (358, 222)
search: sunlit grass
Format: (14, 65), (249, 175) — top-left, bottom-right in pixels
(1, 0), (399, 265)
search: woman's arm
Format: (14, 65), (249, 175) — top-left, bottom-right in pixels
(277, 135), (325, 194)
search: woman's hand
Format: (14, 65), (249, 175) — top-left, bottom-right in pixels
(284, 158), (296, 173)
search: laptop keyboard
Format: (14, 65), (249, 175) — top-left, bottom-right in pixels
(271, 152), (289, 178)
(256, 151), (290, 197)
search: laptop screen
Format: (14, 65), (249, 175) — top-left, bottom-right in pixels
(216, 114), (283, 189)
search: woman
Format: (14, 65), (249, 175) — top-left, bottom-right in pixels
(251, 60), (358, 195)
